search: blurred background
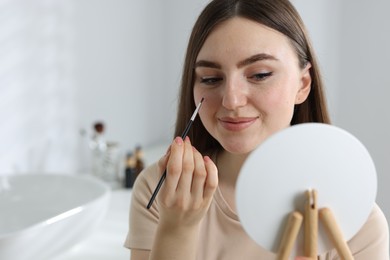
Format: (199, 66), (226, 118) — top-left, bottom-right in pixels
(0, 0), (389, 255)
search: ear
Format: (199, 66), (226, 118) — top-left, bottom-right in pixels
(295, 62), (312, 104)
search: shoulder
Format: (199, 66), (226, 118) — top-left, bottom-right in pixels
(125, 163), (161, 250)
(348, 203), (389, 259)
(131, 162), (161, 208)
(355, 203), (388, 241)
(134, 162), (160, 189)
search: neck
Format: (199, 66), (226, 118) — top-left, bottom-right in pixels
(215, 150), (250, 212)
(217, 150), (249, 187)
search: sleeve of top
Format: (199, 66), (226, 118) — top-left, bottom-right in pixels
(123, 163), (161, 250)
(319, 203), (389, 260)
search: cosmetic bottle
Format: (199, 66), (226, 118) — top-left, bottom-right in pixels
(134, 145), (145, 177)
(89, 122), (107, 178)
(89, 122), (120, 187)
(124, 152), (137, 188)
(89, 122), (107, 153)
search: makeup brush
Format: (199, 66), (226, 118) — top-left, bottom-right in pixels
(146, 97), (204, 209)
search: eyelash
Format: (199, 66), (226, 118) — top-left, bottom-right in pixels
(199, 72), (273, 85)
(200, 77), (222, 85)
(248, 72), (273, 81)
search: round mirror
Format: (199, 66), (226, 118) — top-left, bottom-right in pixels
(236, 123), (377, 256)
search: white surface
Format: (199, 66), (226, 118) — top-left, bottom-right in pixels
(0, 174), (110, 260)
(236, 123), (377, 256)
(53, 189), (132, 260)
(52, 143), (165, 260)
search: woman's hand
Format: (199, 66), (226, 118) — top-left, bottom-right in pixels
(149, 136), (218, 260)
(157, 136), (218, 230)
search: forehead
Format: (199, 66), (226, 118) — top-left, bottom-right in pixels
(197, 17), (296, 63)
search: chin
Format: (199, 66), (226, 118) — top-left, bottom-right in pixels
(221, 139), (261, 155)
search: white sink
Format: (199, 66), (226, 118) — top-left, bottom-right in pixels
(0, 174), (110, 260)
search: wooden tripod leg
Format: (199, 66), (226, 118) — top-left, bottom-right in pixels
(305, 189), (318, 258)
(277, 211), (303, 260)
(319, 208), (353, 260)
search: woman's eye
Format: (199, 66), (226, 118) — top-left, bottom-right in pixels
(200, 77), (222, 85)
(249, 72), (273, 81)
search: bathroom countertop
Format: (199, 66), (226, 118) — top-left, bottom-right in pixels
(53, 144), (167, 260)
(53, 188), (132, 260)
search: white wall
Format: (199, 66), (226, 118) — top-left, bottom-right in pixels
(0, 0), (78, 173)
(72, 0), (166, 150)
(337, 0), (390, 222)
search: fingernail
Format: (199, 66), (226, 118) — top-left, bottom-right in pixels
(174, 136), (183, 145)
(185, 136), (190, 142)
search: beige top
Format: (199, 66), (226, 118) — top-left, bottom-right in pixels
(124, 163), (389, 260)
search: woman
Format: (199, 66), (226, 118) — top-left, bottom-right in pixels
(125, 0), (389, 259)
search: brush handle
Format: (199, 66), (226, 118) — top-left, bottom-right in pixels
(147, 171), (166, 209)
(146, 98), (203, 209)
(146, 120), (193, 209)
(181, 120), (194, 139)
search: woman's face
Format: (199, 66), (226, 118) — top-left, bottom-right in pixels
(193, 17), (311, 154)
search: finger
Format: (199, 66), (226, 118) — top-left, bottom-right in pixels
(191, 147), (207, 205)
(176, 136), (195, 194)
(203, 156), (218, 200)
(165, 137), (184, 193)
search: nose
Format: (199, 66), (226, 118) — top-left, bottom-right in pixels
(222, 76), (247, 110)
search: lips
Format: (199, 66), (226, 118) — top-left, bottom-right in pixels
(218, 116), (258, 131)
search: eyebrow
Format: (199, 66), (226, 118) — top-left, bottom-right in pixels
(195, 53), (278, 69)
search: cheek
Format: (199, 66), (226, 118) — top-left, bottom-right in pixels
(194, 88), (213, 123)
(198, 100), (215, 124)
(196, 95), (219, 134)
(193, 87), (203, 103)
(255, 86), (297, 114)
(194, 87), (220, 108)
(197, 104), (214, 137)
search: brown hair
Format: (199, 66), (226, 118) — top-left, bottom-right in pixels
(174, 0), (331, 155)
